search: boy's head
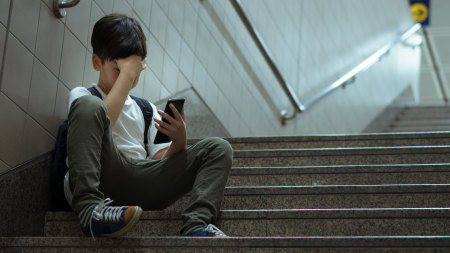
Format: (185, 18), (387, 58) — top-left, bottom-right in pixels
(91, 13), (147, 91)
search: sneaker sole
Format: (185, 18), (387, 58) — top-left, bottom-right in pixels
(101, 206), (143, 237)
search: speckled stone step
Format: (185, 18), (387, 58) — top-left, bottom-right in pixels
(397, 113), (450, 120)
(232, 146), (450, 167)
(45, 208), (450, 237)
(188, 132), (450, 149)
(402, 106), (450, 112)
(163, 184), (450, 211)
(4, 236), (450, 252)
(227, 164), (450, 186)
(387, 126), (450, 132)
(392, 119), (450, 127)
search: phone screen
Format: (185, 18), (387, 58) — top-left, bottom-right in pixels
(153, 98), (185, 144)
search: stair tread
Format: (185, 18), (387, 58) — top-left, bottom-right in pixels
(215, 184), (450, 195)
(46, 207), (450, 221)
(187, 132), (450, 144)
(4, 236), (450, 248)
(230, 164), (450, 174)
(233, 145), (450, 157)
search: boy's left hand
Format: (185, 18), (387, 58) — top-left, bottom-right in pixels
(154, 104), (186, 148)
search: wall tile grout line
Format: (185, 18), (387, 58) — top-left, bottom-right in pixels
(0, 0), (14, 91)
(0, 158), (10, 171)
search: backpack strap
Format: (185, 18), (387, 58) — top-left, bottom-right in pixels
(130, 95), (153, 158)
(87, 87), (102, 99)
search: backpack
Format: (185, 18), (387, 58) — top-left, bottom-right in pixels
(50, 87), (153, 211)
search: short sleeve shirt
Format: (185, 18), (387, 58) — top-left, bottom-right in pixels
(63, 83), (171, 209)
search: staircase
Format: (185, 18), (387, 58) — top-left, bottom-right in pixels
(387, 106), (450, 132)
(3, 132), (450, 251)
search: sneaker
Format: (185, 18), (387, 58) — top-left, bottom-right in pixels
(79, 198), (143, 241)
(181, 224), (228, 237)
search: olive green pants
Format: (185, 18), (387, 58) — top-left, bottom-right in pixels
(67, 95), (233, 234)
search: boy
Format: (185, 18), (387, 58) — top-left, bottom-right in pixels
(63, 13), (233, 240)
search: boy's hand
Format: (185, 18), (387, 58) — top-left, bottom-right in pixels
(115, 55), (147, 81)
(154, 104), (186, 149)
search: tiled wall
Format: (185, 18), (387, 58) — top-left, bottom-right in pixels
(0, 0), (419, 173)
(417, 0), (450, 104)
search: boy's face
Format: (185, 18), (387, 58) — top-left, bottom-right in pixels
(92, 54), (138, 93)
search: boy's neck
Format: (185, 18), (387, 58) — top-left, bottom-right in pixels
(97, 80), (110, 95)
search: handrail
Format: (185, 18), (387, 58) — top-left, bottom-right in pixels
(53, 0), (80, 18)
(230, 0), (422, 125)
(422, 27), (449, 104)
(303, 23), (422, 111)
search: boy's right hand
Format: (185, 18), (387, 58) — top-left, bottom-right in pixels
(115, 54), (147, 80)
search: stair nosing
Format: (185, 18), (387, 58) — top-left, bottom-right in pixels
(233, 146), (450, 157)
(229, 164), (450, 174)
(187, 132), (450, 144)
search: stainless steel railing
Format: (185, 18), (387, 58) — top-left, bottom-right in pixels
(230, 0), (422, 125)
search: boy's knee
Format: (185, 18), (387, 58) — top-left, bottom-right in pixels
(70, 95), (105, 111)
(68, 95), (108, 120)
(202, 137), (233, 160)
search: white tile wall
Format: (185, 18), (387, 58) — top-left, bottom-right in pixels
(415, 1), (450, 104)
(0, 23), (6, 78)
(52, 81), (70, 136)
(0, 0), (420, 169)
(143, 68), (162, 103)
(59, 26), (87, 90)
(0, 92), (27, 167)
(20, 115), (54, 163)
(65, 0), (92, 48)
(9, 0), (40, 54)
(1, 32), (34, 111)
(35, 1), (65, 78)
(0, 0), (11, 27)
(27, 57), (58, 133)
(0, 159), (9, 174)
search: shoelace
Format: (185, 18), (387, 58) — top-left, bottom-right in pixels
(203, 224), (227, 237)
(89, 198), (125, 241)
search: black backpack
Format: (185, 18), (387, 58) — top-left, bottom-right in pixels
(50, 87), (153, 211)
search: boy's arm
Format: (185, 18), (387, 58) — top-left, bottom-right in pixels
(103, 73), (135, 128)
(152, 146), (169, 160)
(151, 142), (187, 160)
(105, 55), (146, 128)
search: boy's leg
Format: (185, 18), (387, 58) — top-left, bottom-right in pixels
(67, 95), (134, 216)
(112, 137), (233, 234)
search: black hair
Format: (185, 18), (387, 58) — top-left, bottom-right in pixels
(91, 13), (147, 65)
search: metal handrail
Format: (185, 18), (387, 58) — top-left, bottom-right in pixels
(230, 0), (422, 125)
(53, 0), (80, 18)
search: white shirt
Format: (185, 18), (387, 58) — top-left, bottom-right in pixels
(63, 83), (171, 209)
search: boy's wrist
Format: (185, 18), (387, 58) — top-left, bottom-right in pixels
(170, 140), (186, 152)
(117, 72), (135, 88)
(161, 141), (186, 159)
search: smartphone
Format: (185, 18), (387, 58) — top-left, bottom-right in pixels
(154, 98), (185, 144)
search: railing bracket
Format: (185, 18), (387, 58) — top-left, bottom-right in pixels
(53, 0), (80, 18)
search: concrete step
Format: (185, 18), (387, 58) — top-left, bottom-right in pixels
(387, 126), (450, 132)
(45, 208), (450, 237)
(188, 132), (450, 149)
(164, 184), (450, 211)
(396, 113), (450, 120)
(392, 119), (450, 127)
(227, 164), (450, 186)
(4, 236), (450, 251)
(402, 106), (450, 113)
(232, 146), (450, 167)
